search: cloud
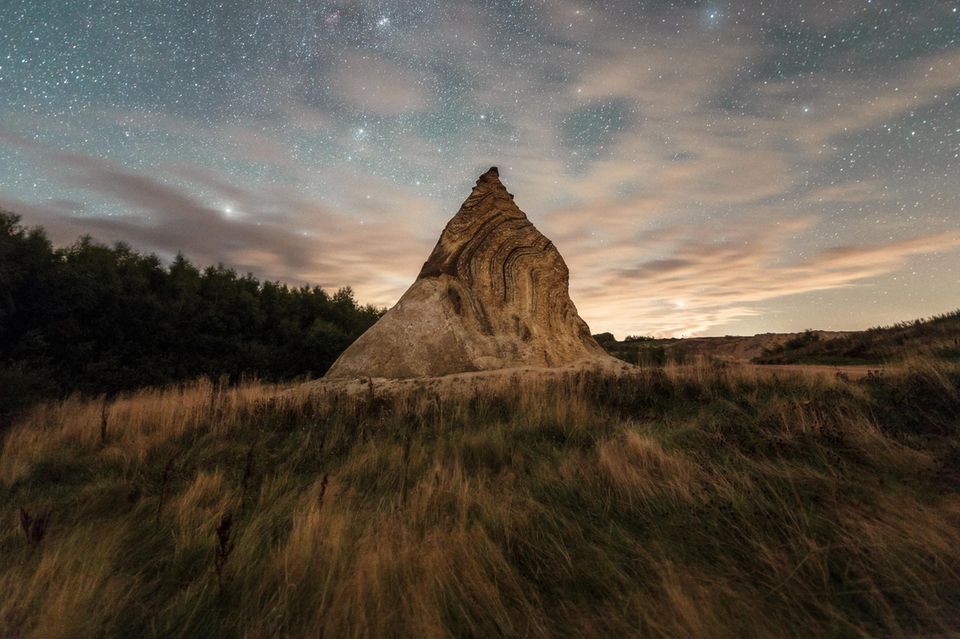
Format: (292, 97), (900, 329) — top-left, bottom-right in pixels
(1, 133), (433, 302)
(804, 181), (885, 205)
(327, 52), (434, 116)
(102, 109), (298, 168)
(756, 48), (960, 153)
(567, 219), (960, 337)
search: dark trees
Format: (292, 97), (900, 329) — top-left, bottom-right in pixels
(0, 211), (382, 419)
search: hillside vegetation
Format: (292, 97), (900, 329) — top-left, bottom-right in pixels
(595, 311), (960, 367)
(755, 311), (960, 365)
(0, 212), (382, 421)
(3, 360), (960, 637)
(593, 332), (846, 366)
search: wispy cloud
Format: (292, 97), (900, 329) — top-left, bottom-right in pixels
(327, 51), (436, 116)
(569, 219), (960, 336)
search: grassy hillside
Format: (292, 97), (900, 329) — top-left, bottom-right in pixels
(754, 311), (960, 365)
(3, 360), (960, 637)
(593, 333), (847, 365)
(595, 310), (960, 367)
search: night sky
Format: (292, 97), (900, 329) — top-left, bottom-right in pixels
(2, 1), (959, 337)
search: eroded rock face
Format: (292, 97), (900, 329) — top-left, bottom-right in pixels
(325, 167), (614, 378)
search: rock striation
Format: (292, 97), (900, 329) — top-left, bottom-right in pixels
(325, 167), (615, 379)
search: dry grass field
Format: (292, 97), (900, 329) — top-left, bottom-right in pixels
(2, 359), (960, 637)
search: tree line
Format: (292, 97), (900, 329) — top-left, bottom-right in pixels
(0, 211), (383, 421)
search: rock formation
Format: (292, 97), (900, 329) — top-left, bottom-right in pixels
(325, 167), (615, 379)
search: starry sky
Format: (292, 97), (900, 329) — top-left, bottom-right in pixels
(2, 0), (959, 337)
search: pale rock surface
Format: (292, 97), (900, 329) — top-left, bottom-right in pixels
(325, 167), (616, 379)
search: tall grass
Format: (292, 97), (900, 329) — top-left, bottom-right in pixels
(2, 360), (960, 637)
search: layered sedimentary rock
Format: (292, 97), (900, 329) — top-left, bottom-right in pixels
(325, 167), (614, 379)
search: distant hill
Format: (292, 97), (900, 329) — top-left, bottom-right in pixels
(754, 310), (960, 365)
(594, 332), (846, 365)
(596, 310), (960, 366)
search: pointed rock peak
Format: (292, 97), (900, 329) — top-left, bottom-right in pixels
(460, 165), (517, 218)
(469, 165), (510, 197)
(480, 165), (499, 181)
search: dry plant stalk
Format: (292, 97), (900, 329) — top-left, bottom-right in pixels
(18, 507), (48, 546)
(400, 435), (411, 509)
(214, 510), (234, 593)
(318, 473), (330, 506)
(99, 399), (109, 444)
(239, 441), (256, 505)
(156, 451), (180, 524)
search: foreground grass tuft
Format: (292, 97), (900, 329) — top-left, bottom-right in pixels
(2, 361), (960, 637)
